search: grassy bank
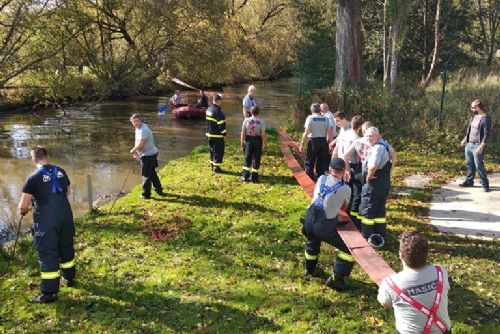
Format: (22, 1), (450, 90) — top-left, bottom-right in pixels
(1, 132), (499, 333)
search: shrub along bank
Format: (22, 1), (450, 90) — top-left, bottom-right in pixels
(0, 132), (498, 333)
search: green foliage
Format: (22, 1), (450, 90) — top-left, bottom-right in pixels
(292, 67), (500, 157)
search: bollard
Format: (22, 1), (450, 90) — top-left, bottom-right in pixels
(86, 175), (93, 212)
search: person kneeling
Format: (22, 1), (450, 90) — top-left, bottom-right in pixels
(302, 158), (355, 291)
(378, 231), (451, 334)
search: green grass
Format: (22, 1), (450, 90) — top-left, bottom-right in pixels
(1, 132), (499, 333)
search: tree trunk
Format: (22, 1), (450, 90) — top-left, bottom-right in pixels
(335, 0), (363, 87)
(389, 21), (400, 93)
(383, 0), (390, 87)
(421, 0), (429, 83)
(421, 0), (442, 89)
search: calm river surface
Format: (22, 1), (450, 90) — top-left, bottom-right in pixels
(0, 78), (297, 243)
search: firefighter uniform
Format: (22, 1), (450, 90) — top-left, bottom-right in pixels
(206, 101), (226, 172)
(241, 116), (265, 182)
(22, 165), (75, 297)
(360, 140), (393, 240)
(304, 114), (330, 180)
(302, 163), (355, 290)
(349, 138), (370, 230)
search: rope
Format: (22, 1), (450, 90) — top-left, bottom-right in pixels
(0, 215), (24, 277)
(107, 157), (136, 216)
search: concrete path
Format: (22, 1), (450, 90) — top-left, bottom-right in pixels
(430, 173), (500, 240)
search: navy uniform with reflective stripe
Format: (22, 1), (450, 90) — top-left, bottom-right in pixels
(303, 174), (355, 279)
(304, 114), (330, 180)
(360, 140), (393, 239)
(22, 164), (75, 295)
(206, 103), (226, 169)
(241, 116), (265, 182)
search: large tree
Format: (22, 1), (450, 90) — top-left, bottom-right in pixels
(335, 0), (364, 87)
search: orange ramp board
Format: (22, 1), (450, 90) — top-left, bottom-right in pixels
(278, 129), (395, 286)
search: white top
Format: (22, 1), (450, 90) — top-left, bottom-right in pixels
(310, 174), (351, 219)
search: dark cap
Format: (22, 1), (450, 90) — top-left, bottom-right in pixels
(330, 158), (346, 170)
(213, 94), (222, 101)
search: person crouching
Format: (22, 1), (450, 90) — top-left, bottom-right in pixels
(302, 158), (355, 291)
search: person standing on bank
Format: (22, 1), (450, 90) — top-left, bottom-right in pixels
(206, 94), (227, 173)
(130, 114), (164, 199)
(302, 158), (355, 291)
(299, 103), (333, 180)
(240, 106), (268, 183)
(459, 99), (492, 192)
(378, 231), (451, 334)
(242, 85), (257, 118)
(18, 147), (76, 303)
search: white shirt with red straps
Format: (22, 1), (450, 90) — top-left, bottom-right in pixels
(377, 264), (451, 334)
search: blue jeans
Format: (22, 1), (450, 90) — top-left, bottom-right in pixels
(465, 143), (489, 188)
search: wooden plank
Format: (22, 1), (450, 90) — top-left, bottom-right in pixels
(278, 129), (395, 286)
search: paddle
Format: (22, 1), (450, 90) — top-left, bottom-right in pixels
(169, 77), (241, 101)
(158, 105), (169, 113)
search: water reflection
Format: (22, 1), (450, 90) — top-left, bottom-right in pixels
(0, 78), (296, 243)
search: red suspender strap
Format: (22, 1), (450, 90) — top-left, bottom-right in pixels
(387, 266), (448, 334)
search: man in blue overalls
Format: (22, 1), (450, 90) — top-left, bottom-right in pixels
(359, 127), (396, 247)
(18, 147), (76, 303)
(302, 158), (355, 291)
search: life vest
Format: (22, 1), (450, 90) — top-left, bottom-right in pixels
(313, 176), (345, 209)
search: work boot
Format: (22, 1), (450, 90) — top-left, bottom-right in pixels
(213, 167), (223, 173)
(458, 181), (474, 187)
(304, 259), (318, 276)
(31, 293), (57, 303)
(325, 275), (349, 291)
(155, 190), (166, 197)
(62, 277), (75, 287)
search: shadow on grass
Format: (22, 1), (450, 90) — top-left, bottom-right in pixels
(56, 279), (280, 333)
(151, 193), (278, 214)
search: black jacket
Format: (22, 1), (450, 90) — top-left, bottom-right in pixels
(465, 114), (492, 145)
(206, 104), (226, 139)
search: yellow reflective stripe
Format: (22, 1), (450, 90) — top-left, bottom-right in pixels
(337, 251), (355, 262)
(251, 168), (259, 173)
(217, 120), (226, 125)
(221, 130), (227, 134)
(206, 133), (224, 138)
(206, 117), (217, 122)
(242, 166), (250, 170)
(304, 251), (318, 260)
(362, 218), (375, 225)
(350, 211), (360, 218)
(41, 271), (60, 280)
(60, 258), (75, 269)
(374, 218), (387, 224)
(212, 162), (222, 166)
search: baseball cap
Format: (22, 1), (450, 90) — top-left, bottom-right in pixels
(213, 94), (222, 101)
(330, 158), (346, 170)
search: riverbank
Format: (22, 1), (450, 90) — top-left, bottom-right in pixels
(1, 132), (499, 333)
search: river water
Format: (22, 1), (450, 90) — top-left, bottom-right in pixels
(0, 78), (296, 243)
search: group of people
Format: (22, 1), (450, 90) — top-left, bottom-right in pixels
(16, 93), (493, 334)
(205, 85), (268, 183)
(299, 103), (395, 249)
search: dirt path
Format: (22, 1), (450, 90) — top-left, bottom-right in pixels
(430, 173), (500, 240)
